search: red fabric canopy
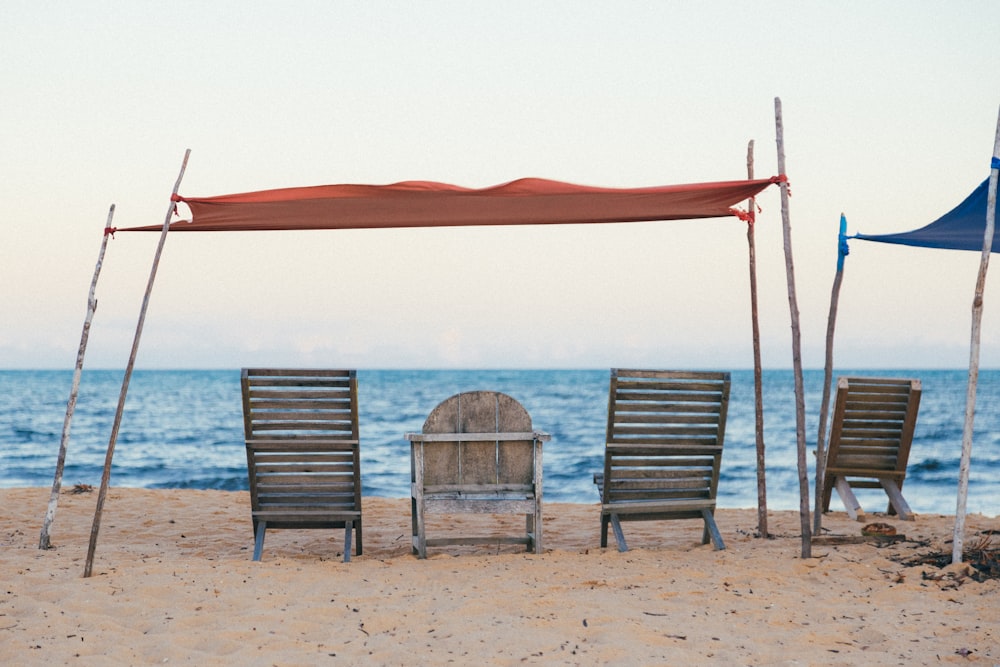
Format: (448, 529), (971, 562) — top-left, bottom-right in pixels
(118, 176), (781, 232)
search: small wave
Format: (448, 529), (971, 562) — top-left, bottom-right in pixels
(10, 426), (57, 442)
(909, 458), (954, 473)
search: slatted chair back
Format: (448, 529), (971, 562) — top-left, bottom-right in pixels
(822, 376), (921, 521)
(241, 368), (362, 561)
(406, 390), (549, 558)
(596, 369), (730, 551)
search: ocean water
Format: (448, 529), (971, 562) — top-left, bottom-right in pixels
(1, 369), (998, 516)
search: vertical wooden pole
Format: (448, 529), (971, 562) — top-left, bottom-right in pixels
(39, 205), (115, 550)
(953, 108), (1000, 564)
(774, 97), (811, 557)
(745, 140), (768, 538)
(83, 150), (191, 577)
(813, 214), (848, 533)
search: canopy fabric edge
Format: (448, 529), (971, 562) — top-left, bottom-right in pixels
(116, 176), (782, 233)
(851, 178), (1000, 253)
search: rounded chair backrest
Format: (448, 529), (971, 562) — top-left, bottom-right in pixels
(423, 390), (532, 434)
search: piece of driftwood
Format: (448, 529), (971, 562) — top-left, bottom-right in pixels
(775, 96), (812, 558)
(815, 214), (849, 534)
(84, 150), (190, 578)
(242, 368), (362, 562)
(40, 205), (114, 551)
(954, 107), (1000, 564)
(822, 377), (921, 522)
(745, 139), (769, 539)
(406, 391), (548, 559)
(812, 534), (907, 546)
(594, 369), (730, 552)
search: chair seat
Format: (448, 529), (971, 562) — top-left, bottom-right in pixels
(252, 509), (361, 522)
(601, 498), (716, 514)
(825, 467), (906, 479)
(421, 483), (535, 494)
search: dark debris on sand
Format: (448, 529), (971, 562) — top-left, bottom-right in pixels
(893, 535), (1000, 582)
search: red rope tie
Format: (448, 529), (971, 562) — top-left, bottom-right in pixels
(104, 226), (116, 237)
(730, 207), (754, 224)
(771, 174), (791, 196)
(732, 199), (765, 225)
(170, 192), (185, 217)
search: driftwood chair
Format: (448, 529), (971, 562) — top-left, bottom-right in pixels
(594, 369), (730, 552)
(822, 376), (921, 522)
(406, 391), (549, 559)
(241, 368), (362, 562)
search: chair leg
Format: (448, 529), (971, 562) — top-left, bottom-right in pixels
(701, 509), (726, 550)
(881, 479), (914, 521)
(354, 520), (363, 556)
(416, 501), (427, 559)
(532, 504), (542, 554)
(410, 495), (420, 555)
(600, 514), (609, 548)
(343, 521), (353, 563)
(610, 513), (628, 552)
(821, 474), (835, 513)
(834, 476), (866, 522)
(252, 521), (267, 561)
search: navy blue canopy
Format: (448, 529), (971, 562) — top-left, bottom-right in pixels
(853, 178), (1000, 252)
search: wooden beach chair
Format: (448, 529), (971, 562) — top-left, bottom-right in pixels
(406, 391), (549, 559)
(821, 376), (921, 522)
(241, 368), (362, 561)
(594, 369), (730, 551)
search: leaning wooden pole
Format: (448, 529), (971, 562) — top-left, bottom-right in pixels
(745, 140), (769, 538)
(774, 97), (811, 557)
(84, 150), (191, 578)
(39, 205), (115, 550)
(952, 108), (1000, 564)
(813, 214), (848, 533)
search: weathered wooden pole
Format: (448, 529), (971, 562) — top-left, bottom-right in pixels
(84, 150), (191, 577)
(953, 108), (1000, 564)
(745, 140), (768, 538)
(39, 205), (115, 550)
(774, 97), (811, 557)
(813, 213), (848, 533)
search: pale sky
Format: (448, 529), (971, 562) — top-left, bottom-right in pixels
(3, 2), (999, 370)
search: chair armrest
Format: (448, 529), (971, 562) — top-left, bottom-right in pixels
(406, 431), (549, 442)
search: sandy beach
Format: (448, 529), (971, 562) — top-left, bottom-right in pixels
(2, 488), (997, 665)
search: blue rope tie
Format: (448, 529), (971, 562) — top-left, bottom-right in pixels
(837, 214), (849, 272)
